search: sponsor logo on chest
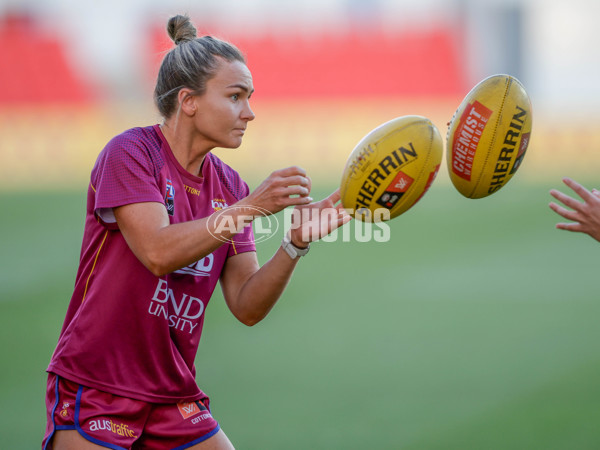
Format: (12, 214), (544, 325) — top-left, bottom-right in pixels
(211, 198), (229, 211)
(148, 279), (205, 334)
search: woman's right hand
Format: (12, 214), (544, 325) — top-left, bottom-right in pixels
(241, 166), (313, 215)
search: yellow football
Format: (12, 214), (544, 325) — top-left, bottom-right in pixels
(340, 115), (443, 222)
(446, 74), (533, 198)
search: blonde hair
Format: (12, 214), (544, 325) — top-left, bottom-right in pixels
(154, 15), (246, 118)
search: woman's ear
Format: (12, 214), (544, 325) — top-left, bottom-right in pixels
(178, 88), (197, 117)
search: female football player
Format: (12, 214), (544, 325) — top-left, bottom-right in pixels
(43, 14), (349, 449)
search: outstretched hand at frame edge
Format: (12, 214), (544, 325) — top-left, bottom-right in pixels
(549, 177), (600, 242)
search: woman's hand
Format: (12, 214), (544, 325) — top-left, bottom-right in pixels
(549, 177), (600, 242)
(241, 166), (313, 216)
(288, 189), (352, 247)
(219, 188), (351, 326)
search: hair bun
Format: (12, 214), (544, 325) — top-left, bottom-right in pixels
(167, 14), (197, 45)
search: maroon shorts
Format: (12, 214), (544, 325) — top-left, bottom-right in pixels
(43, 373), (221, 449)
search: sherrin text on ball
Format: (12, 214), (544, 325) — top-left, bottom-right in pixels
(446, 74), (533, 199)
(340, 115), (443, 222)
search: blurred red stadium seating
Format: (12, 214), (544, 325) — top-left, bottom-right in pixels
(0, 14), (92, 104)
(0, 13), (466, 105)
(149, 25), (467, 99)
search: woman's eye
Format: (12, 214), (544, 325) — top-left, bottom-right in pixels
(231, 94), (239, 101)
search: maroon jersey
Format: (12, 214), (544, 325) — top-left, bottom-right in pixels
(48, 125), (255, 403)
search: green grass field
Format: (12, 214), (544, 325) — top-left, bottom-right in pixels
(1, 177), (600, 449)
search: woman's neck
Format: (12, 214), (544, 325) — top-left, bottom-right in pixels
(160, 122), (212, 176)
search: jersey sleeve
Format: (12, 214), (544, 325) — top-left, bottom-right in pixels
(91, 130), (165, 225)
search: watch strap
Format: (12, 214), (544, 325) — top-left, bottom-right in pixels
(281, 235), (310, 259)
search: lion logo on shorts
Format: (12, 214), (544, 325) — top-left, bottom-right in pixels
(60, 402), (70, 417)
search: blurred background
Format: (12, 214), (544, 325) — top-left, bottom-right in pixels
(1, 0), (600, 188)
(1, 0), (600, 448)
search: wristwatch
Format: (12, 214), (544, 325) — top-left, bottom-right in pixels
(281, 235), (310, 259)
